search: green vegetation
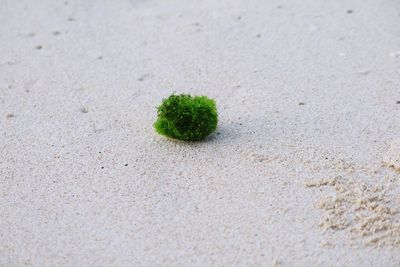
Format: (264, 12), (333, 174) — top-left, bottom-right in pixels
(154, 94), (218, 141)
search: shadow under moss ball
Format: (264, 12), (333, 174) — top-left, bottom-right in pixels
(154, 94), (218, 141)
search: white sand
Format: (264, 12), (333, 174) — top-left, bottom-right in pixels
(1, 0), (400, 266)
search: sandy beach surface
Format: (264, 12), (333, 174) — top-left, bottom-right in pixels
(1, 0), (400, 266)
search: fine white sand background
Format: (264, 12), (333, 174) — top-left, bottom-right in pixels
(1, 0), (400, 266)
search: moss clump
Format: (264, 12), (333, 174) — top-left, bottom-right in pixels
(154, 94), (218, 141)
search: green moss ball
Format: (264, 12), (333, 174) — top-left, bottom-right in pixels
(154, 94), (218, 141)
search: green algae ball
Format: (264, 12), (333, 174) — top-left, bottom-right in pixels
(154, 94), (218, 141)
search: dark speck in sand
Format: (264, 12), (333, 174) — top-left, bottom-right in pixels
(35, 45), (43, 50)
(137, 73), (153, 81)
(53, 31), (61, 36)
(347, 10), (353, 14)
(80, 107), (89, 113)
(299, 102), (305, 106)
(396, 101), (400, 104)
(6, 114), (15, 118)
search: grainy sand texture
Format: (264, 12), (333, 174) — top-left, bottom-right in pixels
(1, 0), (400, 266)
